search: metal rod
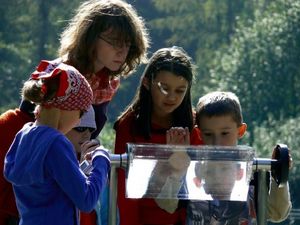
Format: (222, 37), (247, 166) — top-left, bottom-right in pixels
(252, 158), (276, 171)
(257, 170), (268, 225)
(108, 154), (127, 225)
(108, 163), (118, 225)
(110, 153), (128, 168)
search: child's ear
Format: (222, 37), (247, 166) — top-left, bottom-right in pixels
(238, 123), (247, 138)
(142, 77), (150, 90)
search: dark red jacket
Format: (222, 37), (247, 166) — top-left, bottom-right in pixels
(0, 109), (34, 224)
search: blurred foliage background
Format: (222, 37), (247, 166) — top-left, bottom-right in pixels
(1, 0), (299, 223)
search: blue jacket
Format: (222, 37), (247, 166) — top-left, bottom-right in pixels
(4, 123), (110, 225)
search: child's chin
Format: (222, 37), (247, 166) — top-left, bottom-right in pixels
(205, 190), (232, 199)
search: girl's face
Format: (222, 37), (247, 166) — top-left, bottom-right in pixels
(65, 127), (93, 154)
(150, 71), (189, 117)
(93, 31), (131, 73)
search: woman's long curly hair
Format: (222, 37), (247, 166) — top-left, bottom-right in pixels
(59, 0), (150, 77)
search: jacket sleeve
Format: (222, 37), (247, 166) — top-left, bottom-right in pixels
(46, 137), (110, 212)
(114, 117), (140, 225)
(154, 127), (202, 214)
(267, 179), (292, 222)
(91, 102), (109, 139)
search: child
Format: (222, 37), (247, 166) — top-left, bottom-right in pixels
(4, 60), (110, 225)
(58, 0), (150, 137)
(186, 91), (292, 224)
(66, 106), (116, 225)
(66, 106), (100, 163)
(113, 46), (202, 225)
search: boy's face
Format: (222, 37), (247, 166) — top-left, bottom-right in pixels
(198, 115), (246, 146)
(201, 161), (242, 200)
(194, 114), (247, 199)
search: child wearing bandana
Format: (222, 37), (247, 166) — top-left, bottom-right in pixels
(4, 60), (110, 225)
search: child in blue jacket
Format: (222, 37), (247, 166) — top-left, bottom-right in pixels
(4, 60), (110, 225)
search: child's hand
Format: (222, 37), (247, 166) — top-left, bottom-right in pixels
(168, 151), (191, 178)
(80, 139), (100, 162)
(166, 127), (190, 145)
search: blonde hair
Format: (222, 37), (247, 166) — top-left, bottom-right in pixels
(59, 0), (149, 77)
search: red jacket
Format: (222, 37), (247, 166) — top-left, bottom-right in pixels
(114, 112), (202, 225)
(0, 109), (34, 224)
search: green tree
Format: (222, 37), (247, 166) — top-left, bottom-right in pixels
(209, 0), (300, 144)
(0, 0), (81, 112)
(253, 115), (300, 210)
(149, 0), (264, 102)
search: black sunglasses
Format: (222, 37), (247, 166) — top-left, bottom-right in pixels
(73, 127), (95, 133)
(79, 110), (86, 118)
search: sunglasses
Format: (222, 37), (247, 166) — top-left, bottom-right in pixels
(79, 110), (86, 118)
(73, 127), (95, 133)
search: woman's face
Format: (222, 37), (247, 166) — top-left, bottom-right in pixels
(93, 30), (131, 73)
(150, 71), (188, 118)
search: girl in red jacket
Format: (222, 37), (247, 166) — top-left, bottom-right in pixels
(114, 46), (202, 225)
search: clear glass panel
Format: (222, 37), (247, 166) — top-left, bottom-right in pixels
(125, 144), (255, 201)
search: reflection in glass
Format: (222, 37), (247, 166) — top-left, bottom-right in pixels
(125, 144), (254, 201)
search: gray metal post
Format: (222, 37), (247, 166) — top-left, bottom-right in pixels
(253, 158), (273, 225)
(108, 154), (128, 225)
(108, 164), (117, 225)
(256, 170), (268, 225)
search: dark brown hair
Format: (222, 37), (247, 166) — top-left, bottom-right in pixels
(115, 46), (196, 139)
(196, 91), (243, 128)
(59, 0), (149, 77)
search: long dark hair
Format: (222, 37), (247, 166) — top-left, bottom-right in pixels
(115, 46), (196, 139)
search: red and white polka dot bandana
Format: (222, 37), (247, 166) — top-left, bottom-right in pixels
(31, 59), (93, 111)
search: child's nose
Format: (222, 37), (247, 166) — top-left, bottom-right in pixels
(212, 136), (222, 145)
(166, 91), (177, 101)
(82, 130), (91, 138)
